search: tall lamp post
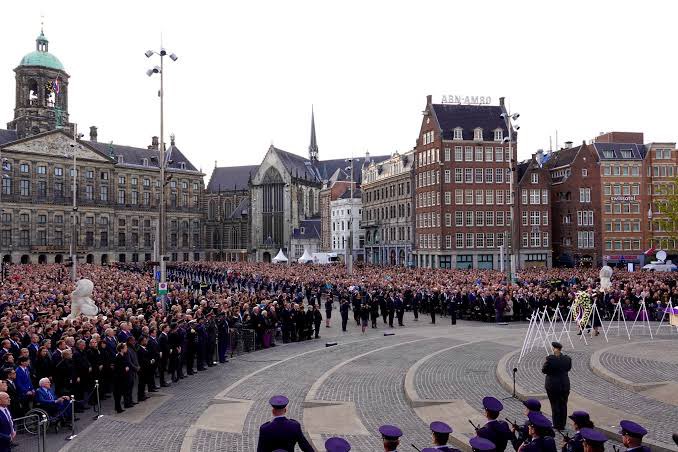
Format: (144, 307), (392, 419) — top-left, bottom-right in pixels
(67, 125), (84, 282)
(284, 184), (293, 266)
(0, 152), (10, 268)
(345, 157), (359, 275)
(500, 110), (520, 283)
(145, 46), (178, 309)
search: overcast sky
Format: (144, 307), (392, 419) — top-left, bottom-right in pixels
(1, 1), (675, 182)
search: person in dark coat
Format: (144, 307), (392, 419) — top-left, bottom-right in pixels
(124, 337), (140, 408)
(562, 411), (594, 452)
(136, 336), (153, 402)
(256, 395), (313, 452)
(158, 324), (171, 386)
(476, 397), (513, 452)
(112, 343), (130, 413)
(517, 412), (557, 452)
(54, 349), (76, 398)
(324, 297), (333, 328)
(542, 342), (572, 431)
(216, 315), (229, 363)
(312, 305), (322, 339)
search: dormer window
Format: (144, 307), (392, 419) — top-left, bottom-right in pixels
(117, 155), (124, 164)
(494, 129), (503, 141)
(300, 227), (305, 234)
(453, 127), (463, 140)
(142, 158), (148, 166)
(620, 149), (632, 159)
(180, 162), (186, 170)
(603, 150), (614, 159)
(474, 128), (483, 141)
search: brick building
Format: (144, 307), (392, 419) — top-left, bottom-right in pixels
(413, 95), (517, 269)
(516, 155), (553, 267)
(645, 142), (677, 256)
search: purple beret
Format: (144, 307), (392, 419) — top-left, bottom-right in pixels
(527, 412), (552, 429)
(619, 420), (647, 438)
(482, 396), (503, 412)
(581, 428), (607, 444)
(522, 399), (541, 411)
(325, 436), (351, 452)
(268, 395), (289, 409)
(470, 436), (496, 451)
(430, 421), (453, 434)
(379, 425), (403, 440)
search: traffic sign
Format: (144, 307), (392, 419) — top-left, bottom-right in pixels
(158, 282), (168, 295)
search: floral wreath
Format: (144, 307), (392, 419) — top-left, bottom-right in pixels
(573, 291), (593, 329)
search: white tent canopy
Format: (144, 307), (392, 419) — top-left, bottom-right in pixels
(298, 248), (314, 264)
(272, 249), (288, 263)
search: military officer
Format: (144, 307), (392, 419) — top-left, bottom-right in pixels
(542, 341), (571, 431)
(579, 428), (606, 452)
(619, 420), (650, 452)
(562, 411), (594, 452)
(470, 436), (496, 452)
(476, 396), (513, 452)
(428, 421), (460, 451)
(256, 395), (313, 452)
(379, 425), (403, 452)
(517, 413), (557, 452)
(511, 399), (555, 450)
(325, 436), (351, 452)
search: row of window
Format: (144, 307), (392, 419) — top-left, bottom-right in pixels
(601, 164), (641, 177)
(603, 203), (641, 214)
(365, 226), (411, 244)
(364, 203), (411, 221)
(363, 182), (411, 203)
(0, 229), (199, 248)
(441, 167), (513, 185)
(417, 210), (512, 228)
(577, 211), (594, 226)
(521, 189), (550, 205)
(0, 212), (198, 230)
(605, 220), (641, 233)
(577, 231), (595, 249)
(648, 165), (676, 178)
(604, 239), (641, 251)
(521, 210), (550, 226)
(418, 189), (515, 208)
(418, 146), (510, 168)
(418, 231), (549, 250)
(603, 184), (641, 196)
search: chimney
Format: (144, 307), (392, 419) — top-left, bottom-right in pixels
(89, 126), (98, 142)
(499, 97), (505, 107)
(148, 136), (159, 150)
(564, 141), (573, 149)
(426, 94), (432, 105)
(365, 150), (371, 163)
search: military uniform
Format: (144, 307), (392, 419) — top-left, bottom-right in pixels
(619, 420), (651, 452)
(542, 342), (571, 430)
(517, 413), (556, 452)
(428, 421), (461, 452)
(477, 397), (513, 452)
(256, 395), (313, 452)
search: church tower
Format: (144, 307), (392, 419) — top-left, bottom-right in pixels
(7, 27), (73, 138)
(308, 106), (319, 162)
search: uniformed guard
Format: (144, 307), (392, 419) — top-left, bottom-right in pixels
(511, 399), (555, 450)
(325, 436), (351, 452)
(469, 436), (496, 452)
(562, 411), (593, 452)
(428, 421), (460, 452)
(476, 396), (513, 452)
(542, 341), (571, 431)
(379, 424), (403, 452)
(256, 395), (314, 452)
(517, 412), (557, 452)
(579, 428), (606, 452)
(619, 420), (650, 452)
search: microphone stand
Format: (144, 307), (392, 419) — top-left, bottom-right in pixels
(503, 367), (519, 400)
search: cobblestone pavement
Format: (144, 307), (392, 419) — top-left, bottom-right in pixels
(48, 314), (678, 452)
(599, 341), (678, 383)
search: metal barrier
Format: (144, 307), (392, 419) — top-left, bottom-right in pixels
(13, 412), (48, 452)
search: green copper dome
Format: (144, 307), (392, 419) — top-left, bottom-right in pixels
(19, 30), (65, 71)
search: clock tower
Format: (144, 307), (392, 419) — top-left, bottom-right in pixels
(7, 27), (73, 139)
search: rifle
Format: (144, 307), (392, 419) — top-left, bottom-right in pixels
(612, 446), (620, 452)
(506, 418), (520, 430)
(556, 429), (571, 442)
(469, 420), (480, 431)
(411, 444), (422, 452)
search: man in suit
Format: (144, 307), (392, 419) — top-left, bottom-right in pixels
(14, 356), (35, 403)
(157, 324), (171, 386)
(542, 342), (572, 431)
(34, 378), (71, 418)
(0, 391), (15, 452)
(476, 397), (513, 452)
(256, 395), (313, 452)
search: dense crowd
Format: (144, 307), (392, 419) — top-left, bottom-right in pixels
(0, 261), (675, 445)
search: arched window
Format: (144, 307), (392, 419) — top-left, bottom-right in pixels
(212, 230), (220, 248)
(208, 199), (216, 220)
(224, 200), (232, 219)
(28, 80), (39, 105)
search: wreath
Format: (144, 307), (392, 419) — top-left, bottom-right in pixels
(573, 291), (592, 329)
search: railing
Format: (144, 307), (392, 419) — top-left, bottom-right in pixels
(12, 412), (48, 452)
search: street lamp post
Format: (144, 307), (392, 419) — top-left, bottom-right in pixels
(285, 184), (293, 266)
(146, 47), (178, 312)
(0, 151), (9, 268)
(345, 158), (359, 275)
(500, 110), (520, 283)
(68, 124), (83, 282)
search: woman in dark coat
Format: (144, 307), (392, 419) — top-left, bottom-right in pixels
(34, 346), (53, 382)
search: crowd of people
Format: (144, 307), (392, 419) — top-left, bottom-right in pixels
(0, 261), (676, 449)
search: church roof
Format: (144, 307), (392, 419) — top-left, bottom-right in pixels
(0, 129), (18, 146)
(85, 140), (199, 172)
(207, 165), (258, 192)
(292, 218), (321, 240)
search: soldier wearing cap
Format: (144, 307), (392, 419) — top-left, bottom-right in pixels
(562, 411), (594, 452)
(542, 341), (571, 431)
(512, 399), (555, 450)
(580, 428), (606, 452)
(517, 412), (557, 452)
(427, 421), (460, 451)
(379, 425), (403, 452)
(477, 396), (513, 452)
(470, 436), (496, 452)
(256, 395), (314, 452)
(619, 420), (650, 452)
(325, 436), (351, 452)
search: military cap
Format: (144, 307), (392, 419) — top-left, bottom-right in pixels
(422, 449), (440, 452)
(268, 395), (289, 409)
(325, 436), (351, 452)
(551, 341), (563, 349)
(619, 420), (647, 438)
(580, 428), (607, 445)
(430, 421), (453, 434)
(379, 425), (403, 440)
(522, 399), (541, 411)
(482, 396), (503, 412)
(568, 411), (590, 423)
(527, 412), (552, 429)
(469, 436), (496, 451)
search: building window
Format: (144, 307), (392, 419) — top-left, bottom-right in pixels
(582, 169), (588, 177)
(19, 229), (30, 246)
(531, 173), (539, 184)
(444, 192), (451, 205)
(20, 180), (30, 196)
(37, 165), (47, 175)
(55, 167), (63, 177)
(474, 128), (483, 141)
(476, 233), (485, 248)
(118, 190), (126, 204)
(20, 163), (29, 173)
(496, 168), (504, 183)
(466, 211), (474, 227)
(100, 185), (108, 201)
(475, 147), (483, 162)
(444, 170), (451, 183)
(2, 178), (11, 196)
(579, 188), (591, 203)
(542, 189), (548, 204)
(494, 129), (503, 141)
(454, 128), (463, 140)
(530, 189), (540, 204)
(465, 146), (473, 161)
(495, 147), (504, 162)
(444, 148), (451, 161)
(521, 189), (528, 205)
(475, 168), (483, 183)
(522, 211), (529, 226)
(455, 190), (463, 205)
(455, 233), (464, 248)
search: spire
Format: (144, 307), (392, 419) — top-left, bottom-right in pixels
(309, 105), (319, 162)
(36, 18), (48, 52)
